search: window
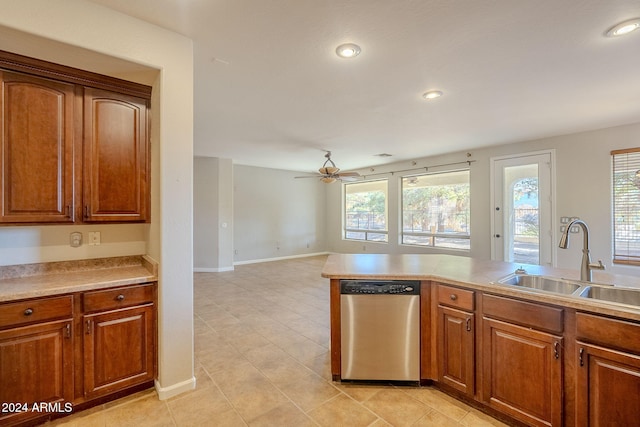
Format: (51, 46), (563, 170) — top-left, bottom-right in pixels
(401, 170), (470, 250)
(344, 180), (388, 242)
(612, 148), (640, 265)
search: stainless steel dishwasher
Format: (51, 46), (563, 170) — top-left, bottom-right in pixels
(340, 279), (421, 383)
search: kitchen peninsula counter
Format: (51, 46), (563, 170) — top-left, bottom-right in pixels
(0, 255), (158, 302)
(323, 253), (640, 426)
(322, 253), (640, 321)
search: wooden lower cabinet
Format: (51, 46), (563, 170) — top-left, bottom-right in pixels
(438, 306), (475, 395)
(576, 342), (640, 426)
(0, 320), (74, 426)
(436, 283), (475, 396)
(83, 304), (155, 399)
(0, 282), (156, 426)
(482, 317), (563, 426)
(480, 293), (565, 427)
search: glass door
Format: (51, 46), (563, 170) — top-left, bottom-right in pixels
(491, 152), (554, 266)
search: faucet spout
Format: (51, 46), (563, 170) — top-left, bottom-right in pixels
(558, 219), (605, 282)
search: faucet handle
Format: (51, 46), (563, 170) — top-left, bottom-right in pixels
(589, 260), (606, 270)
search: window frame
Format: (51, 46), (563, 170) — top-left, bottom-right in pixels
(343, 179), (389, 243)
(400, 169), (471, 251)
(611, 148), (640, 266)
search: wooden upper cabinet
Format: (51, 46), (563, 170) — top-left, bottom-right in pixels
(83, 88), (149, 222)
(0, 50), (152, 225)
(0, 71), (76, 223)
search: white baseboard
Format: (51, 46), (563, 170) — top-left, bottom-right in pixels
(154, 377), (196, 400)
(193, 266), (234, 272)
(233, 251), (329, 266)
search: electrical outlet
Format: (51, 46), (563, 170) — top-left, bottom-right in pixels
(70, 232), (82, 247)
(88, 231), (101, 245)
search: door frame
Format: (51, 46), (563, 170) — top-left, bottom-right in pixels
(489, 149), (557, 266)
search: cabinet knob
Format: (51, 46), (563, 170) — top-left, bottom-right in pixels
(116, 294), (125, 302)
(450, 294), (458, 301)
(23, 308), (34, 316)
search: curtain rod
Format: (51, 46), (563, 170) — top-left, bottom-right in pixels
(359, 159), (476, 180)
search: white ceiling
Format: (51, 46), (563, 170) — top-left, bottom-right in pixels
(87, 0), (640, 172)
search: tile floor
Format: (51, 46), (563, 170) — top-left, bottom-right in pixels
(48, 255), (508, 427)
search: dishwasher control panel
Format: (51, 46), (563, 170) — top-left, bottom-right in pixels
(340, 280), (421, 295)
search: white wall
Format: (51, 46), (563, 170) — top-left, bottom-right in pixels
(233, 165), (327, 263)
(0, 0), (195, 399)
(194, 157), (234, 271)
(327, 122), (640, 277)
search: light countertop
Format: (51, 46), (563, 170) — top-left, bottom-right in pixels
(322, 253), (640, 321)
(0, 255), (158, 302)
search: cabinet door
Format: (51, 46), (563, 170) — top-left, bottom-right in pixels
(83, 87), (149, 222)
(0, 71), (75, 223)
(0, 320), (73, 425)
(576, 342), (640, 426)
(483, 317), (563, 427)
(438, 305), (474, 395)
(83, 305), (155, 399)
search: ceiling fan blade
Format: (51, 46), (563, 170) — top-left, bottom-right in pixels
(338, 176), (359, 182)
(336, 171), (360, 177)
(294, 174), (323, 179)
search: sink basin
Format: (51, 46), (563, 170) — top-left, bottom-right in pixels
(579, 286), (640, 307)
(498, 274), (582, 295)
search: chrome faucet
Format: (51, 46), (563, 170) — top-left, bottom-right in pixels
(558, 219), (605, 282)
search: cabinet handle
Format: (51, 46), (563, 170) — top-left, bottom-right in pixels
(66, 205), (72, 218)
(466, 318), (471, 332)
(116, 294), (125, 302)
(86, 319), (92, 335)
(65, 323), (71, 339)
(553, 341), (560, 359)
(579, 348), (584, 367)
(84, 205), (89, 219)
(23, 308), (34, 316)
(450, 294), (458, 301)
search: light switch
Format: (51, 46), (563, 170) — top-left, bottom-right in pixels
(88, 231), (101, 245)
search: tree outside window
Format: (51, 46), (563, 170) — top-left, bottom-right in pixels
(402, 170), (470, 250)
(344, 180), (388, 242)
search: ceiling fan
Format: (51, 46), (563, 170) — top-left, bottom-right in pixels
(295, 151), (360, 183)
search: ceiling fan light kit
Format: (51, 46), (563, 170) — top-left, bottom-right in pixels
(295, 151), (361, 183)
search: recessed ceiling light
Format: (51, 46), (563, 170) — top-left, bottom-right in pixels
(606, 18), (640, 37)
(422, 90), (443, 100)
(336, 43), (361, 58)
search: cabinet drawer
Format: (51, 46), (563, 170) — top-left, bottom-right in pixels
(438, 284), (474, 311)
(576, 312), (640, 354)
(83, 283), (154, 312)
(482, 294), (563, 334)
(0, 295), (73, 329)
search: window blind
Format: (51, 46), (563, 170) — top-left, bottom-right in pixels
(612, 148), (640, 265)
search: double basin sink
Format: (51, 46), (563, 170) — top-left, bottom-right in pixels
(495, 273), (640, 309)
